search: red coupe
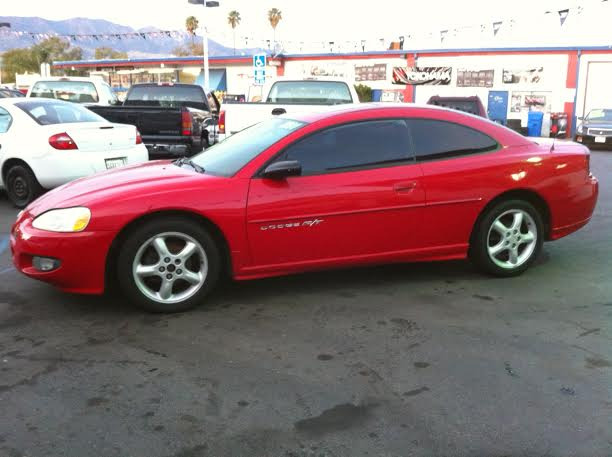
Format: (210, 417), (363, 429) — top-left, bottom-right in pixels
(10, 104), (598, 312)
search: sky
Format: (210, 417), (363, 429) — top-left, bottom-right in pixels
(2, 0), (610, 50)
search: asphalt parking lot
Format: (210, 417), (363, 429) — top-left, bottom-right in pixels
(0, 151), (610, 457)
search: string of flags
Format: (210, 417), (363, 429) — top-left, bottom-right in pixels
(0, 28), (191, 42)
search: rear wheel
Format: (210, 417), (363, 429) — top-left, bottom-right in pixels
(117, 218), (221, 312)
(470, 200), (543, 277)
(5, 164), (43, 208)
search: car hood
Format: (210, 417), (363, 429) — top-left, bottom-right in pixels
(582, 121), (612, 129)
(26, 160), (220, 217)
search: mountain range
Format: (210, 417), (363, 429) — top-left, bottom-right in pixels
(0, 16), (260, 59)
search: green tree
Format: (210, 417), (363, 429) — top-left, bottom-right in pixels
(185, 16), (199, 45)
(354, 84), (372, 102)
(227, 10), (241, 55)
(94, 47), (128, 60)
(1, 37), (83, 83)
(267, 8), (282, 49)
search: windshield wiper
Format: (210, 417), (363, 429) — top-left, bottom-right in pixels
(174, 157), (205, 173)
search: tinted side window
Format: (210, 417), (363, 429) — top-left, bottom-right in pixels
(279, 120), (412, 175)
(408, 119), (498, 161)
(0, 108), (12, 132)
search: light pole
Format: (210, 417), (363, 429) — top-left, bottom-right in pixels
(188, 0), (219, 92)
(0, 22), (10, 86)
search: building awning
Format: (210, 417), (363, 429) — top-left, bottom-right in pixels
(195, 69), (227, 91)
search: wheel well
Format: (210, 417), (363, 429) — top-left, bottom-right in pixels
(104, 210), (233, 292)
(470, 189), (552, 245)
(2, 158), (30, 182)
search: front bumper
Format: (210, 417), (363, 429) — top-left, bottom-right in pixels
(575, 134), (612, 146)
(10, 213), (115, 294)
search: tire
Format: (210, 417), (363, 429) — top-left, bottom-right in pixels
(470, 199), (544, 277)
(117, 217), (221, 312)
(5, 164), (43, 208)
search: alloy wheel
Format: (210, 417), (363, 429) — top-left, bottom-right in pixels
(486, 209), (538, 270)
(132, 232), (208, 304)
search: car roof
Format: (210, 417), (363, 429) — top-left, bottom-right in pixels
(285, 102), (461, 123)
(31, 76), (104, 82)
(0, 97), (73, 107)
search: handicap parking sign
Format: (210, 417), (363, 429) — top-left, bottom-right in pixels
(253, 54), (267, 85)
(253, 54), (266, 68)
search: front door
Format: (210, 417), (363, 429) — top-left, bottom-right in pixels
(245, 119), (425, 269)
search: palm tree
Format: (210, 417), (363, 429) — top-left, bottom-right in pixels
(227, 10), (241, 55)
(185, 16), (199, 45)
(267, 8), (282, 50)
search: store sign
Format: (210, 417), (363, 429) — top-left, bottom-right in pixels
(457, 69), (494, 87)
(392, 67), (452, 85)
(503, 67), (543, 84)
(355, 64), (387, 81)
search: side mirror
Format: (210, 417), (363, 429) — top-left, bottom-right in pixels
(261, 160), (301, 179)
(577, 116), (584, 121)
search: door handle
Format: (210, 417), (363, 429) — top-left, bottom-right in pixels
(271, 108), (286, 116)
(393, 181), (417, 193)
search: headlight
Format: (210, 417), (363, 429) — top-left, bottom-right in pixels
(576, 124), (584, 134)
(32, 207), (91, 232)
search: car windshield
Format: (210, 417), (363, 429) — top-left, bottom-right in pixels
(191, 118), (306, 176)
(266, 81), (353, 104)
(16, 101), (106, 125)
(30, 80), (99, 103)
(586, 109), (612, 122)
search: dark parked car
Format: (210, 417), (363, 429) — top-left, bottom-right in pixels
(89, 83), (220, 158)
(0, 88), (25, 98)
(575, 108), (612, 148)
(427, 95), (487, 118)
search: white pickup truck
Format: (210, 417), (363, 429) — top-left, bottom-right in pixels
(218, 78), (360, 140)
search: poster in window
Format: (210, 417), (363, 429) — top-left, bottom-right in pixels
(355, 64), (387, 81)
(457, 69), (494, 87)
(503, 67), (543, 84)
(392, 67), (452, 85)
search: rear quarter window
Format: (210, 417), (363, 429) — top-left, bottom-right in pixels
(408, 119), (498, 161)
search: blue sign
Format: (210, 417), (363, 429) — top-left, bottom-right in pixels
(253, 54), (266, 68)
(253, 54), (266, 85)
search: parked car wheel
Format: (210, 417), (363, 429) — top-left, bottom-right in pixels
(5, 164), (43, 208)
(117, 218), (221, 312)
(470, 200), (544, 277)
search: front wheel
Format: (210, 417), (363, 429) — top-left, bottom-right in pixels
(470, 200), (544, 277)
(117, 218), (221, 312)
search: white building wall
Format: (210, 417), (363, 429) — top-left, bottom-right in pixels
(414, 53), (571, 120)
(283, 57), (407, 90)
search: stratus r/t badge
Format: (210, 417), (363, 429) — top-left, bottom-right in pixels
(260, 218), (323, 231)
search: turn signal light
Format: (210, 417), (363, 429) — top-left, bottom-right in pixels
(218, 110), (225, 134)
(49, 133), (78, 150)
(136, 130), (143, 144)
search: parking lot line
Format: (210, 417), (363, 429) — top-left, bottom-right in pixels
(0, 266), (14, 275)
(0, 235), (8, 256)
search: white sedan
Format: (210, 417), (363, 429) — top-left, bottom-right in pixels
(0, 98), (148, 207)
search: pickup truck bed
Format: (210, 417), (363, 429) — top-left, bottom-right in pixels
(89, 83), (219, 158)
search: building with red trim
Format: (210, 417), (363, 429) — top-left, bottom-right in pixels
(53, 46), (612, 136)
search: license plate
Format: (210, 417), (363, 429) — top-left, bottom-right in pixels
(595, 136), (606, 143)
(105, 158), (127, 169)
